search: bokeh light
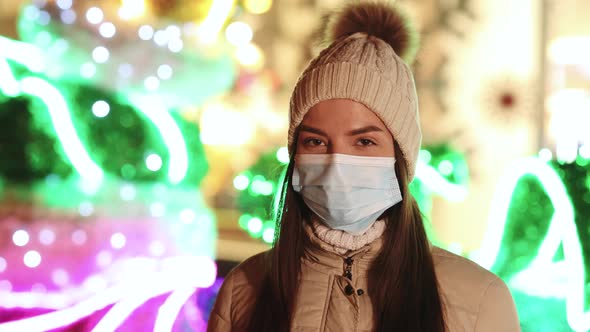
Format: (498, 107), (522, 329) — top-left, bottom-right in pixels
(24, 250), (42, 268)
(13, 230), (30, 247)
(110, 233), (127, 249)
(92, 100), (110, 118)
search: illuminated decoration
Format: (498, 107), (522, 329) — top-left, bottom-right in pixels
(0, 180), (218, 330)
(198, 0), (235, 44)
(0, 255), (216, 332)
(0, 0), (262, 328)
(199, 100), (256, 146)
(0, 37), (208, 185)
(243, 0), (272, 14)
(481, 75), (533, 123)
(234, 147), (288, 243)
(547, 89), (590, 164)
(549, 36), (590, 66)
(472, 154), (590, 332)
(17, 0), (238, 109)
(234, 145), (470, 243)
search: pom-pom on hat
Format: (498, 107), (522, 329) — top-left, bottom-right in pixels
(288, 1), (421, 180)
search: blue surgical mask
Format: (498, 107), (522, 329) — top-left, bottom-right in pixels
(292, 153), (402, 235)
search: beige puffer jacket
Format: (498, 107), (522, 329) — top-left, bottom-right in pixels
(208, 229), (520, 332)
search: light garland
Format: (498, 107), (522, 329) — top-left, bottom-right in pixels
(0, 256), (216, 332)
(472, 154), (590, 332)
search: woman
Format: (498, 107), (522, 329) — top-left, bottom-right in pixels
(208, 2), (520, 331)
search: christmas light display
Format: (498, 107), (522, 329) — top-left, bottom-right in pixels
(0, 0), (273, 330)
(473, 152), (590, 332)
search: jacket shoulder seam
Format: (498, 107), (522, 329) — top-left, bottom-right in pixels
(473, 276), (501, 329)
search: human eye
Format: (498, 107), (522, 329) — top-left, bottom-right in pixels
(303, 138), (325, 147)
(356, 138), (376, 146)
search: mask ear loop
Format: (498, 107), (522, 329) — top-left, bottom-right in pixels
(286, 127), (314, 223)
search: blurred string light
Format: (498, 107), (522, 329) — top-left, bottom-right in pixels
(78, 201), (94, 217)
(24, 251), (42, 268)
(96, 250), (113, 268)
(539, 148), (553, 162)
(0, 58), (19, 96)
(471, 157), (588, 332)
(146, 153), (163, 171)
(153, 30), (169, 46)
(92, 100), (110, 118)
(225, 21), (253, 46)
(18, 77), (104, 184)
(167, 38), (183, 53)
(199, 102), (255, 146)
(3, 35), (210, 187)
(39, 229), (56, 246)
(99, 22), (117, 38)
(92, 46), (110, 63)
(0, 256), (216, 332)
(120, 184), (136, 201)
(549, 36), (590, 65)
(118, 0), (146, 20)
(60, 9), (76, 24)
(138, 25), (154, 40)
(56, 0), (73, 10)
(153, 286), (196, 332)
(180, 209), (196, 224)
(86, 7), (104, 25)
(415, 161), (468, 202)
(276, 147), (289, 164)
(144, 76), (160, 91)
(235, 43), (264, 70)
(118, 63), (134, 78)
(247, 217), (263, 235)
(128, 98), (188, 184)
(13, 230), (30, 247)
(37, 11), (51, 25)
(157, 64), (173, 80)
(80, 62), (97, 78)
(198, 0), (235, 44)
(262, 228), (274, 243)
(52, 269), (70, 287)
(547, 89), (590, 163)
(244, 0), (273, 14)
(0, 36), (45, 72)
(110, 233), (127, 249)
(71, 229), (87, 245)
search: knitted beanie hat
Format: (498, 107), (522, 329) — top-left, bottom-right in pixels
(288, 1), (421, 180)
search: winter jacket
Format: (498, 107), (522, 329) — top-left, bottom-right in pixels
(208, 229), (520, 331)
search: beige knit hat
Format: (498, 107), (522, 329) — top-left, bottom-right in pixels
(288, 1), (421, 180)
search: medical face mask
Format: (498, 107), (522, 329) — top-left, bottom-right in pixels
(292, 153), (403, 235)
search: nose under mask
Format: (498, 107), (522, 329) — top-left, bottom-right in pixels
(292, 153), (403, 235)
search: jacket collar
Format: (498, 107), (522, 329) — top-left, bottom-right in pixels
(302, 220), (385, 273)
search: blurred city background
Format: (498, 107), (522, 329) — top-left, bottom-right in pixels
(0, 0), (588, 331)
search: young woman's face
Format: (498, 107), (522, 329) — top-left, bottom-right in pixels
(297, 99), (395, 157)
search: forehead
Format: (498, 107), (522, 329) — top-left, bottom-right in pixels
(301, 99), (387, 129)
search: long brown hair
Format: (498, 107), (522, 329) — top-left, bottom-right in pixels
(246, 143), (446, 331)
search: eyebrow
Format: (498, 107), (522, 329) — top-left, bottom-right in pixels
(347, 125), (384, 136)
(299, 124), (385, 137)
(299, 125), (328, 137)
